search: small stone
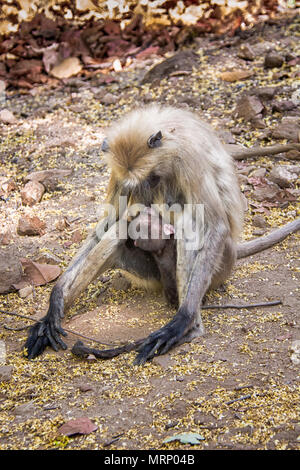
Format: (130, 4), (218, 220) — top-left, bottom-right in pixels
(0, 365), (13, 382)
(250, 168), (266, 178)
(0, 341), (6, 365)
(237, 43), (256, 60)
(264, 52), (284, 68)
(252, 214), (268, 229)
(100, 93), (118, 105)
(272, 100), (296, 113)
(21, 181), (45, 206)
(13, 401), (36, 416)
(268, 166), (298, 188)
(290, 340), (300, 365)
(272, 117), (300, 142)
(254, 183), (280, 202)
(235, 95), (264, 121)
(17, 215), (46, 236)
(250, 86), (277, 101)
(0, 108), (17, 124)
(18, 285), (33, 298)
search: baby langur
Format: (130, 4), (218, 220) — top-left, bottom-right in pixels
(132, 207), (178, 306)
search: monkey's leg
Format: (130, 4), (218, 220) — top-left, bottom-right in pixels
(25, 219), (124, 359)
(134, 220), (229, 364)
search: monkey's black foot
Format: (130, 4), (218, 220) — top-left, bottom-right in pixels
(24, 316), (67, 359)
(134, 309), (191, 365)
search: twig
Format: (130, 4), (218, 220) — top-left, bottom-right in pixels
(226, 394), (252, 405)
(0, 310), (121, 348)
(202, 300), (281, 310)
(226, 143), (300, 161)
(4, 324), (29, 331)
(1, 300), (281, 349)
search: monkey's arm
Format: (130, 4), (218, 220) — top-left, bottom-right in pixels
(25, 218), (124, 359)
(134, 218), (228, 364)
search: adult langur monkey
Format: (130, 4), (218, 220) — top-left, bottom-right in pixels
(25, 105), (244, 364)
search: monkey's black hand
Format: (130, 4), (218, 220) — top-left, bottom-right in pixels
(25, 285), (67, 359)
(134, 308), (191, 365)
(24, 312), (67, 359)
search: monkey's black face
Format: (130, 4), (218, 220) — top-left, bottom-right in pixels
(120, 172), (161, 206)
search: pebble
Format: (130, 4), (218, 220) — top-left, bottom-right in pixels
(0, 365), (13, 382)
(21, 181), (45, 206)
(0, 108), (17, 124)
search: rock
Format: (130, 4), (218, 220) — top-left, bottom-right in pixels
(272, 117), (300, 142)
(0, 249), (23, 293)
(13, 401), (36, 416)
(100, 93), (118, 105)
(0, 109), (17, 124)
(286, 149), (300, 160)
(1, 177), (17, 195)
(0, 341), (6, 365)
(25, 168), (72, 191)
(0, 79), (6, 94)
(141, 50), (197, 84)
(272, 100), (297, 113)
(251, 116), (266, 129)
(254, 183), (280, 202)
(0, 229), (11, 245)
(18, 285), (33, 298)
(235, 95), (264, 121)
(251, 41), (274, 56)
(250, 168), (266, 178)
(17, 215), (46, 236)
(250, 86), (277, 101)
(238, 174), (248, 185)
(35, 252), (62, 265)
(217, 129), (235, 144)
(237, 43), (256, 60)
(268, 166), (298, 188)
(21, 181), (45, 206)
(237, 165), (254, 176)
(264, 52), (284, 69)
(0, 365), (13, 382)
(58, 417), (98, 436)
(152, 354), (172, 369)
(252, 214), (269, 229)
(290, 340), (300, 365)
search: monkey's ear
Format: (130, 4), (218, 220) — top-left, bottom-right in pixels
(101, 138), (109, 152)
(147, 131), (162, 149)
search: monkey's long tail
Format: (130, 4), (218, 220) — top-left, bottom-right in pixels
(71, 338), (145, 359)
(237, 217), (300, 259)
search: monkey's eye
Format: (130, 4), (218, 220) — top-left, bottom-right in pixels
(147, 173), (160, 188)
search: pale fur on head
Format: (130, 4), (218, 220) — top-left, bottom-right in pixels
(104, 104), (243, 241)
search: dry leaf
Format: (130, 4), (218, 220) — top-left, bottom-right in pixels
(20, 258), (61, 286)
(58, 417), (98, 436)
(50, 57), (82, 79)
(219, 69), (253, 82)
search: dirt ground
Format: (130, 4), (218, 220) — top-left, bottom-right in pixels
(0, 16), (299, 450)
